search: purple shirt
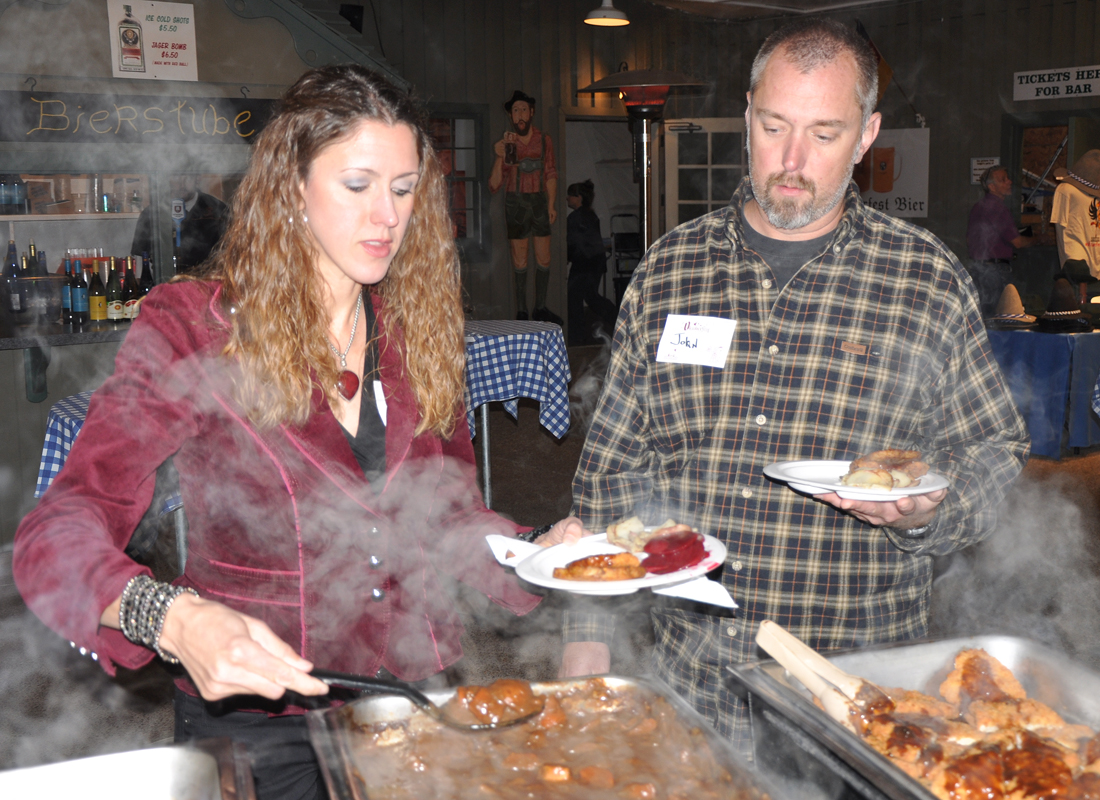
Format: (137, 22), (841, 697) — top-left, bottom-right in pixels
(967, 192), (1017, 261)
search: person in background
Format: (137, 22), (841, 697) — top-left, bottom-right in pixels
(1051, 150), (1100, 303)
(966, 165), (1033, 317)
(131, 174), (229, 274)
(566, 179), (618, 345)
(489, 90), (561, 323)
(15, 66), (586, 800)
(561, 19), (1027, 747)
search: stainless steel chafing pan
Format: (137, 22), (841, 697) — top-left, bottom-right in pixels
(727, 635), (1100, 800)
(0, 738), (254, 800)
(308, 674), (787, 800)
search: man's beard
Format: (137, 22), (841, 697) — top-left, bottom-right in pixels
(747, 129), (858, 230)
(512, 118), (530, 136)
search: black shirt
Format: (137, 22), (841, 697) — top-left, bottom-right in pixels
(338, 297), (387, 484)
(740, 209), (832, 289)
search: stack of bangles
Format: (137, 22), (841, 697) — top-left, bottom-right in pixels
(118, 574), (199, 664)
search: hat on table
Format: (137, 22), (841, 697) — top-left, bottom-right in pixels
(1037, 277), (1093, 332)
(987, 284), (1037, 329)
(1054, 150), (1100, 199)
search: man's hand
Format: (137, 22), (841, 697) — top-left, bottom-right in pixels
(559, 641), (610, 677)
(157, 593), (329, 702)
(815, 488), (946, 529)
(548, 205), (558, 224)
(492, 138), (507, 159)
(535, 516), (592, 547)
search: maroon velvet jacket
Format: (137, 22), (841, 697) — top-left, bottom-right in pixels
(13, 281), (540, 683)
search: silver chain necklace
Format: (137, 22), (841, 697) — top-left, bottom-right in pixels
(330, 292), (363, 400)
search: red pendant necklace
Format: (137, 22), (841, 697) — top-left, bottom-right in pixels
(329, 292), (362, 401)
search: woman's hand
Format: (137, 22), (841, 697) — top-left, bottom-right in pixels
(156, 593), (329, 702)
(535, 516), (592, 547)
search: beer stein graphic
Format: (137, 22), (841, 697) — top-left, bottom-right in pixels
(872, 147), (902, 193)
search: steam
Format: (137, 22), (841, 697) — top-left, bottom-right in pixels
(567, 331), (613, 437)
(930, 469), (1100, 669)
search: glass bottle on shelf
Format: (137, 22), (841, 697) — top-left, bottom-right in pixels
(118, 4), (146, 74)
(106, 256), (124, 321)
(61, 257), (73, 325)
(27, 239), (36, 265)
(122, 256), (140, 319)
(139, 250), (155, 296)
(71, 258), (89, 326)
(88, 263), (107, 322)
(3, 240), (19, 314)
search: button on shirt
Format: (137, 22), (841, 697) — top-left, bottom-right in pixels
(569, 178), (1028, 744)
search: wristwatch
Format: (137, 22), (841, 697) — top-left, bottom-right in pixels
(516, 524), (553, 543)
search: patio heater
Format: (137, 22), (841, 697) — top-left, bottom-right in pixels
(577, 68), (705, 251)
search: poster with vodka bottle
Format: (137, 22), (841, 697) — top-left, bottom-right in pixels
(108, 0), (198, 82)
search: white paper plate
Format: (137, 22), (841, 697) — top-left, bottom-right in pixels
(763, 459), (950, 502)
(514, 533), (727, 596)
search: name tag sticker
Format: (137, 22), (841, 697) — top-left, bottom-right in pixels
(656, 314), (736, 368)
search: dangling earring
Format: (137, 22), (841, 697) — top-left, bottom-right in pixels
(302, 214), (309, 223)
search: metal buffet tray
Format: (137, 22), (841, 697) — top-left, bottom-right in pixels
(727, 635), (1100, 800)
(308, 675), (784, 800)
(0, 738), (255, 800)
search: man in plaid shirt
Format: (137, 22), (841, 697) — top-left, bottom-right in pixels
(561, 19), (1028, 744)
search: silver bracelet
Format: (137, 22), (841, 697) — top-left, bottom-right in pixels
(118, 575), (199, 664)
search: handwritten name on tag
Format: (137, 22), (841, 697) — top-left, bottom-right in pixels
(656, 314), (736, 368)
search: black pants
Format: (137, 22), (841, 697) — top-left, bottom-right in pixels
(174, 689), (327, 800)
(567, 268), (618, 345)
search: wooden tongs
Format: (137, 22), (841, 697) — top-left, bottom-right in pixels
(755, 620), (895, 734)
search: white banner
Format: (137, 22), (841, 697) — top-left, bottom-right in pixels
(855, 128), (930, 218)
(108, 0), (197, 82)
(1013, 66), (1100, 101)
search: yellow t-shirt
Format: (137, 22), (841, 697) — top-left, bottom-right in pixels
(1050, 182), (1100, 277)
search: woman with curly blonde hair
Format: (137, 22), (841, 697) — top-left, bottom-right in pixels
(15, 65), (585, 800)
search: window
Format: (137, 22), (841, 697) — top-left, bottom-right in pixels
(663, 118), (747, 230)
(429, 105), (490, 260)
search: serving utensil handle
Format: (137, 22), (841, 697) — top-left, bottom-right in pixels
(755, 622), (859, 733)
(758, 620), (865, 698)
(310, 668), (438, 715)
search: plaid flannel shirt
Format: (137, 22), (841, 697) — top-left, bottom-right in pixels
(568, 179), (1028, 742)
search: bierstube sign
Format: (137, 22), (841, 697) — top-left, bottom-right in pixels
(0, 90), (275, 146)
(1013, 66), (1100, 101)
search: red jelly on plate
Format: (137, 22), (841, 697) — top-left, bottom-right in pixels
(642, 530), (707, 574)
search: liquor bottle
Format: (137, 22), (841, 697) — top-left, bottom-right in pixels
(71, 258), (89, 326)
(117, 4), (146, 73)
(3, 240), (19, 315)
(139, 250), (155, 296)
(88, 263), (107, 322)
(60, 257), (73, 325)
(34, 249), (47, 277)
(122, 256), (140, 319)
(27, 238), (36, 266)
(106, 256), (124, 321)
(20, 252), (37, 319)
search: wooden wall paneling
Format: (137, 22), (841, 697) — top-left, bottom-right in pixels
(441, 0), (466, 102)
(419, 0), (447, 101)
(464, 0), (486, 103)
(476, 0), (505, 316)
(560, 0), (581, 112)
(538, 0), (566, 320)
(1072, 0), (1093, 66)
(1049, 0), (1074, 72)
(377, 0), (405, 80)
(400, 0), (427, 97)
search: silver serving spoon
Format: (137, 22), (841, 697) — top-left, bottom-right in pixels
(311, 668), (545, 732)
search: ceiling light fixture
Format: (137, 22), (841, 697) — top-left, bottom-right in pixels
(584, 0), (629, 27)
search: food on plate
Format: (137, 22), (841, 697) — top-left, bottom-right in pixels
(840, 448), (930, 490)
(442, 679), (546, 726)
(553, 552), (646, 581)
(342, 678), (754, 800)
(642, 529), (708, 574)
(606, 515), (673, 551)
(832, 648), (1100, 800)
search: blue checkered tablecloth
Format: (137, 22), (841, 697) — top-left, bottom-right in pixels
(464, 320), (571, 439)
(35, 390), (93, 498)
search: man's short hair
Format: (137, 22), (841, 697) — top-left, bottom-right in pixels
(980, 165), (1008, 192)
(749, 19), (879, 128)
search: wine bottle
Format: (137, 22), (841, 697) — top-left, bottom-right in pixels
(3, 240), (19, 315)
(88, 263), (107, 322)
(122, 256), (140, 319)
(71, 258), (89, 325)
(60, 257), (73, 325)
(27, 239), (36, 265)
(139, 250), (155, 296)
(106, 256), (124, 321)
